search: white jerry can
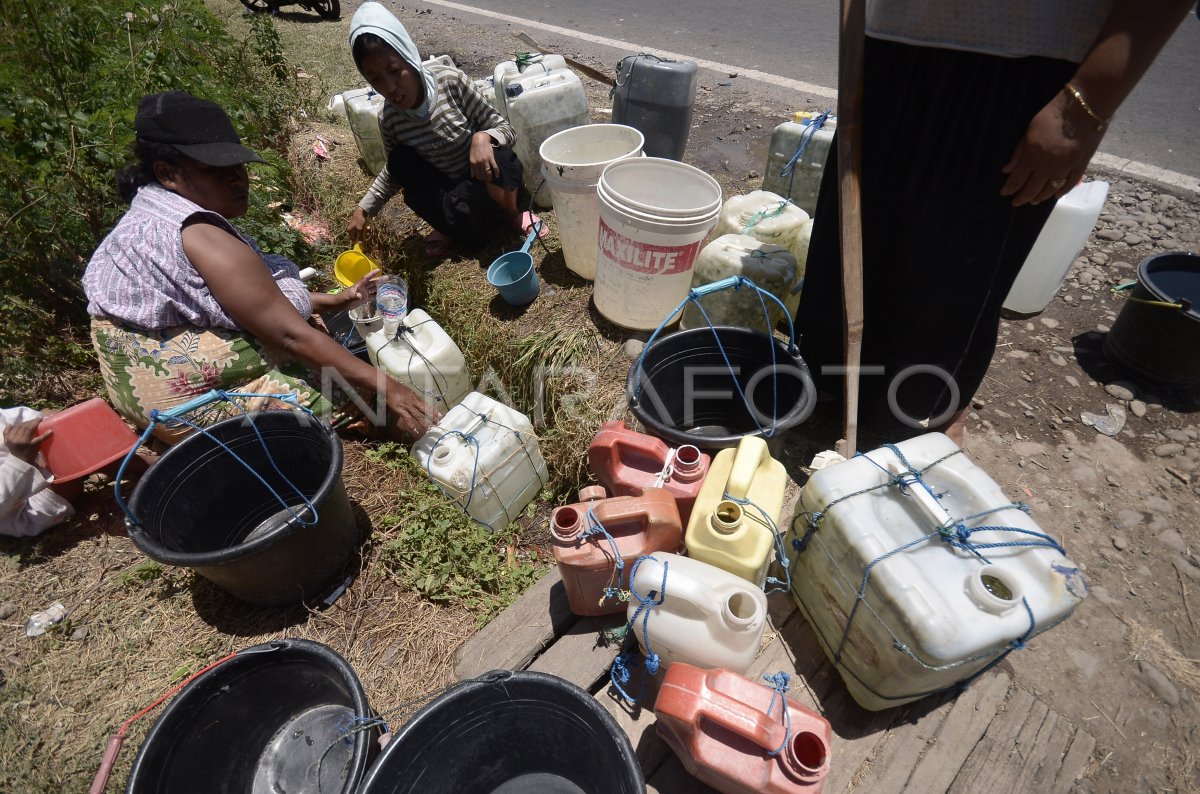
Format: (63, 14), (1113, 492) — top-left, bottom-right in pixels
(786, 433), (1087, 710)
(364, 309), (471, 414)
(411, 392), (549, 531)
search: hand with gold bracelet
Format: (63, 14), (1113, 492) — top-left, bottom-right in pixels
(1000, 0), (1194, 207)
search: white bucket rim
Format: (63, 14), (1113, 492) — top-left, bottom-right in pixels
(539, 124), (645, 171)
(597, 179), (721, 227)
(599, 157), (722, 217)
(597, 193), (720, 238)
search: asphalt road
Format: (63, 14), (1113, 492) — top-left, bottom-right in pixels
(411, 0), (1200, 180)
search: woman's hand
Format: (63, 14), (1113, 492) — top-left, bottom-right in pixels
(469, 132), (499, 183)
(348, 206), (369, 244)
(381, 378), (441, 443)
(4, 419), (50, 465)
(1000, 90), (1105, 207)
(308, 268), (382, 315)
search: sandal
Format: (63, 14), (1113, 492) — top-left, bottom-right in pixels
(515, 211), (549, 238)
(423, 230), (453, 259)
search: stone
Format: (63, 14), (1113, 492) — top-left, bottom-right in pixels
(0, 602), (16, 620)
(70, 625), (90, 642)
(1115, 509), (1144, 530)
(1048, 352), (1067, 367)
(622, 339), (645, 358)
(1165, 429), (1191, 444)
(1104, 382), (1136, 401)
(1154, 443), (1185, 458)
(1130, 400), (1147, 418)
(1065, 375), (1081, 388)
(1012, 441), (1044, 457)
(1138, 661), (1180, 706)
(1123, 233), (1146, 246)
(1040, 317), (1061, 329)
(1158, 530), (1186, 554)
(1096, 323), (1111, 333)
(1096, 228), (1123, 241)
(1112, 535), (1129, 551)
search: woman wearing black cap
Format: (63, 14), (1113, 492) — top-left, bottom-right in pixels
(83, 91), (434, 443)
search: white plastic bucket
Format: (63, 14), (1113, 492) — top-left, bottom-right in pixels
(540, 125), (646, 280)
(599, 158), (721, 218)
(594, 158), (722, 330)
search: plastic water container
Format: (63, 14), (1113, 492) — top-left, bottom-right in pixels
(680, 235), (798, 334)
(611, 54), (699, 161)
(1003, 180), (1111, 316)
(505, 68), (589, 208)
(595, 158), (722, 329)
(492, 54), (569, 118)
(551, 487), (683, 616)
(540, 124), (645, 280)
(343, 87), (387, 176)
(761, 113), (837, 217)
(655, 663), (832, 794)
(364, 309), (471, 414)
(411, 393), (549, 530)
(588, 420), (710, 526)
(786, 219), (815, 318)
(714, 191), (811, 252)
(627, 552), (768, 674)
(785, 433), (1088, 710)
(714, 191), (811, 316)
(685, 437), (786, 587)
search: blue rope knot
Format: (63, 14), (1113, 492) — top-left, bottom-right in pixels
(761, 671), (793, 758)
(582, 508), (626, 606)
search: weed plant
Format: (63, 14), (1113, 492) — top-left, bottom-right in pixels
(0, 1), (320, 404)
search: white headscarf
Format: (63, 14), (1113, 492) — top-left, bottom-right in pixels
(349, 2), (438, 119)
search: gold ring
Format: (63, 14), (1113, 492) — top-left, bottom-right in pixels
(1048, 178), (1067, 190)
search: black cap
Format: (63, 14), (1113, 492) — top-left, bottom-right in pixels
(135, 91), (266, 166)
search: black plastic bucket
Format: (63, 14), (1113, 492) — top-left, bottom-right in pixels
(127, 410), (357, 606)
(1104, 252), (1200, 388)
(357, 670), (643, 794)
(627, 326), (816, 450)
(126, 639), (375, 794)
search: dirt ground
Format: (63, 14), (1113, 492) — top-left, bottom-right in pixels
(1, 1), (1197, 790)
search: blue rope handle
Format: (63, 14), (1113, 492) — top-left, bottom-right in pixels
(723, 493), (791, 594)
(779, 109), (832, 179)
(609, 554), (668, 704)
(114, 390), (317, 529)
(631, 276), (797, 438)
(761, 671), (792, 757)
(582, 507), (627, 607)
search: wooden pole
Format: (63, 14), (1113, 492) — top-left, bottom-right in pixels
(836, 0), (866, 458)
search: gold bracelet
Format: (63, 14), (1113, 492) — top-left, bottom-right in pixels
(1064, 83), (1111, 132)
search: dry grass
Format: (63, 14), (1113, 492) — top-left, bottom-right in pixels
(1124, 616), (1200, 696)
(0, 441), (481, 792)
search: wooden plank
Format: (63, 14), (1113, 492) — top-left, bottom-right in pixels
(1050, 727), (1096, 793)
(528, 613), (625, 690)
(946, 688), (1039, 794)
(819, 672), (901, 792)
(453, 567), (576, 679)
(854, 693), (954, 793)
(1022, 709), (1073, 792)
(901, 671), (1012, 793)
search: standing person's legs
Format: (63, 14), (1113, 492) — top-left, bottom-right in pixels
(798, 38), (1075, 441)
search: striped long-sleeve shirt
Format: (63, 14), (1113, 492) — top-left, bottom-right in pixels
(359, 64), (517, 216)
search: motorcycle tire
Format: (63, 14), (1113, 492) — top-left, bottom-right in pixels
(314, 0), (340, 19)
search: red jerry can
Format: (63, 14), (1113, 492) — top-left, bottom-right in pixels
(655, 663), (832, 794)
(588, 420), (711, 526)
(550, 486), (683, 616)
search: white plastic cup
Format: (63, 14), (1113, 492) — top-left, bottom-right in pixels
(376, 277), (408, 338)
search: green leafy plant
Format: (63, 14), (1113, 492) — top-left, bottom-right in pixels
(378, 457), (546, 622)
(0, 0), (320, 405)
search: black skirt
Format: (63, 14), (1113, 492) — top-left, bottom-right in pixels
(797, 36), (1077, 437)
